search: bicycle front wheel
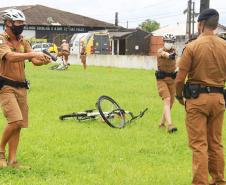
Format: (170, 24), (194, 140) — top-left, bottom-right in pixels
(96, 95), (126, 128)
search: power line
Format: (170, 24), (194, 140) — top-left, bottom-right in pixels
(118, 13), (183, 24)
(121, 0), (173, 14)
(119, 12), (184, 21)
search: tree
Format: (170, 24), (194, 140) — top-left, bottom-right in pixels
(139, 19), (160, 33)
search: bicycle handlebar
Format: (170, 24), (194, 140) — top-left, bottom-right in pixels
(128, 108), (148, 123)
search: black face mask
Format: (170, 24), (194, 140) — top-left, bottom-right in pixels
(10, 24), (25, 36)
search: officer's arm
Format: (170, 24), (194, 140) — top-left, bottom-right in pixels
(23, 40), (51, 65)
(175, 45), (192, 105)
(157, 49), (170, 59)
(176, 69), (187, 98)
(4, 52), (39, 63)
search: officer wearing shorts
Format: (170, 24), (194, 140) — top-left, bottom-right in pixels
(58, 39), (70, 66)
(156, 33), (178, 133)
(176, 9), (226, 185)
(0, 9), (51, 168)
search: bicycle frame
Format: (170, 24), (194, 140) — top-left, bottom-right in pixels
(61, 108), (148, 126)
(59, 95), (148, 128)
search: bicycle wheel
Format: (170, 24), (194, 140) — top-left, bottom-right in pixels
(97, 95), (126, 128)
(59, 112), (87, 121)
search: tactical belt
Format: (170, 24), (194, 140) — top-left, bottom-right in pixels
(199, 86), (224, 94)
(155, 71), (177, 80)
(0, 76), (29, 89)
(183, 83), (224, 99)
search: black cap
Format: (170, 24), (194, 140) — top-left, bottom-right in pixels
(198, 8), (219, 22)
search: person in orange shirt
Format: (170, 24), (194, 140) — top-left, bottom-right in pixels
(0, 9), (51, 168)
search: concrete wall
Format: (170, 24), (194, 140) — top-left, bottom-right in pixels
(69, 54), (157, 70)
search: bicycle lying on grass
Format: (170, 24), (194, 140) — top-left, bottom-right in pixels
(59, 95), (148, 128)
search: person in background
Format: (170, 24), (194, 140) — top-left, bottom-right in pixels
(155, 33), (178, 133)
(58, 39), (70, 66)
(80, 46), (87, 70)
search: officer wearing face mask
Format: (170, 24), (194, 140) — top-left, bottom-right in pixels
(176, 9), (226, 185)
(0, 9), (52, 169)
(155, 33), (178, 133)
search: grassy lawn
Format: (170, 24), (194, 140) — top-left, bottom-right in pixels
(0, 64), (225, 185)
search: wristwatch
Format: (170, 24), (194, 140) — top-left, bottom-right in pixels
(175, 95), (183, 100)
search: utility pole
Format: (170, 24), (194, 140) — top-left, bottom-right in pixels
(192, 1), (195, 37)
(115, 12), (118, 26)
(126, 21), (128, 29)
(186, 0), (192, 39)
(200, 0), (210, 13)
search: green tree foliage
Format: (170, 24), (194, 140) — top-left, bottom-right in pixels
(139, 19), (160, 33)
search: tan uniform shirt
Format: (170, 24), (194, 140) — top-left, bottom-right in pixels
(157, 48), (176, 73)
(0, 32), (32, 82)
(60, 42), (69, 52)
(178, 32), (226, 87)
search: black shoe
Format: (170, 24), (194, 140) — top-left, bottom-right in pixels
(168, 125), (177, 133)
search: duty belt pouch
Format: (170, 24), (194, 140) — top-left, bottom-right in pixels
(0, 78), (4, 90)
(183, 83), (201, 99)
(172, 72), (177, 79)
(155, 71), (165, 80)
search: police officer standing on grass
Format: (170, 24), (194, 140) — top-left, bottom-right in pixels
(0, 9), (51, 168)
(176, 9), (226, 185)
(156, 33), (178, 133)
(58, 39), (70, 66)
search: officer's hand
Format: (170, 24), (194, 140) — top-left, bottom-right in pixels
(31, 58), (45, 66)
(31, 58), (50, 66)
(32, 52), (51, 63)
(168, 53), (176, 60)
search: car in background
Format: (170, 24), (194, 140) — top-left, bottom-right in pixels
(32, 43), (58, 54)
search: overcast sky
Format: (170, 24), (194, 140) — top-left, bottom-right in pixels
(0, 0), (225, 28)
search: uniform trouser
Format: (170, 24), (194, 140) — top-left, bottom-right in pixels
(0, 86), (28, 127)
(185, 93), (225, 185)
(156, 77), (175, 105)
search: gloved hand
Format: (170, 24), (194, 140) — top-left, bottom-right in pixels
(169, 53), (176, 60)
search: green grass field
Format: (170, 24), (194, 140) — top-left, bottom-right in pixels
(0, 64), (225, 185)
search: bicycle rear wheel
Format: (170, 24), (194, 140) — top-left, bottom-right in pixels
(96, 95), (126, 128)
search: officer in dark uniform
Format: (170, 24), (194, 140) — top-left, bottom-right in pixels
(176, 9), (226, 185)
